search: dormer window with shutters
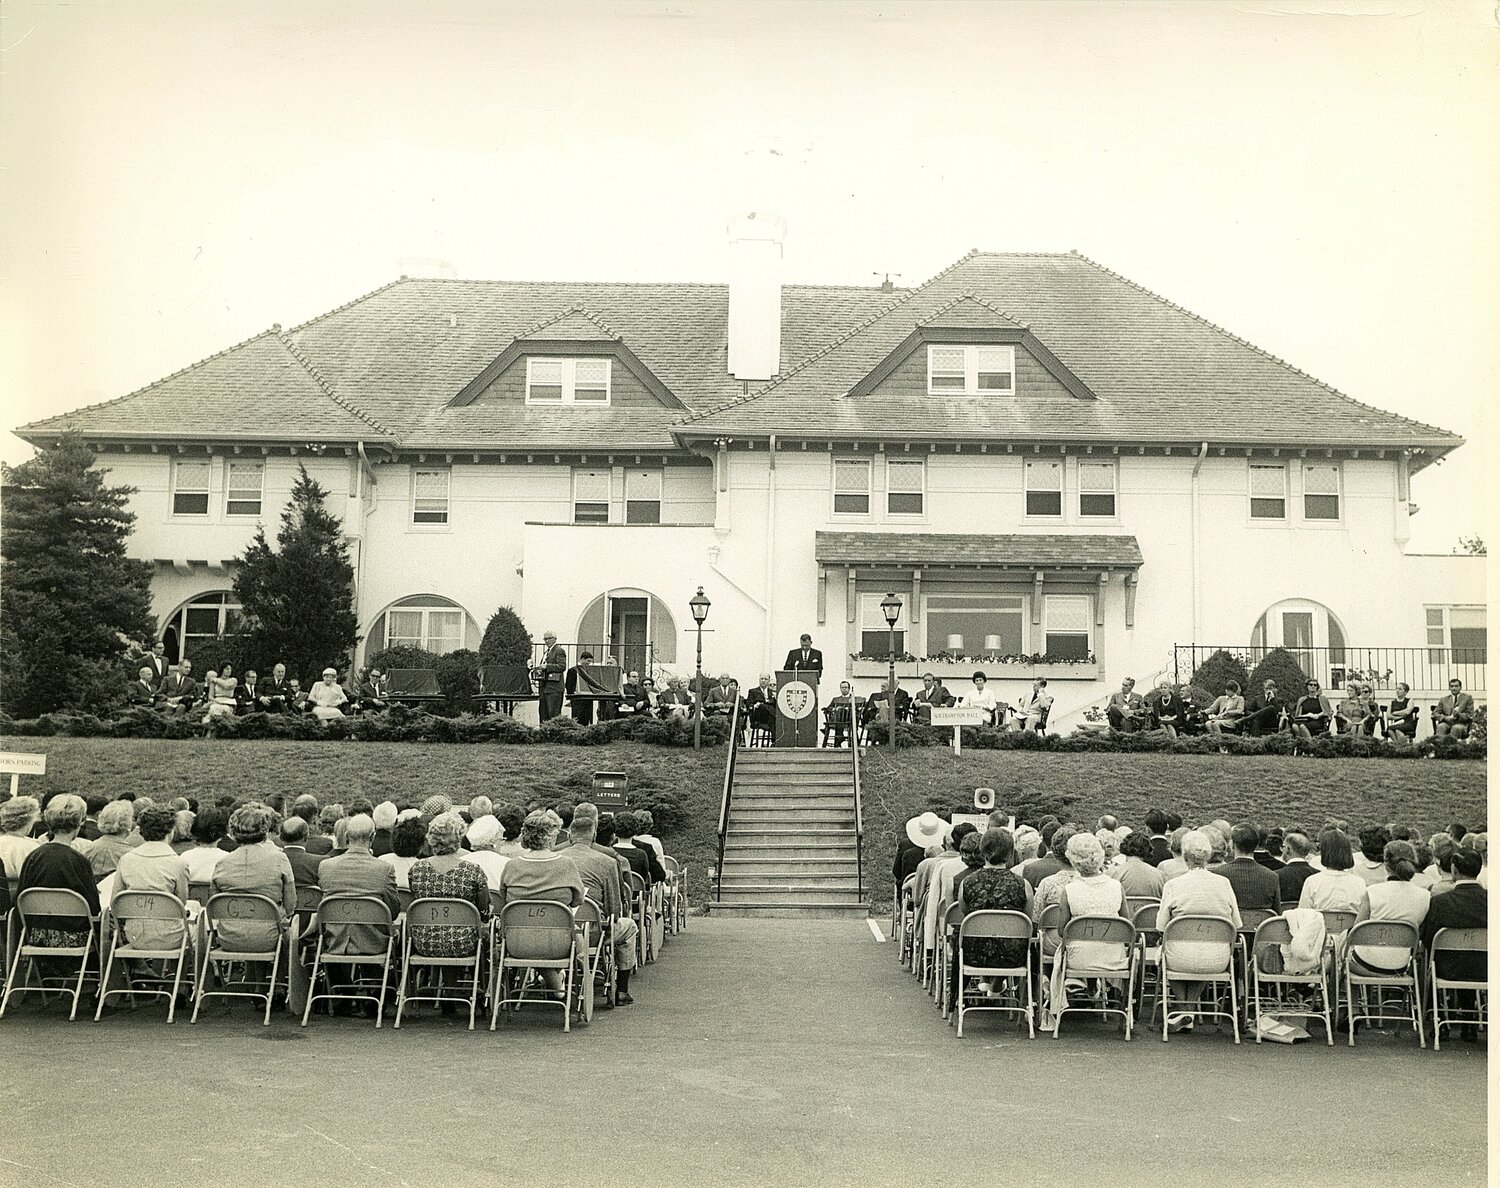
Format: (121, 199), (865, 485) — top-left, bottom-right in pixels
(526, 357), (612, 405)
(926, 344), (1015, 396)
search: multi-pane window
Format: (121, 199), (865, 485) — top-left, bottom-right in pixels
(833, 459), (871, 515)
(172, 459), (211, 516)
(411, 468), (450, 525)
(886, 459), (925, 516)
(386, 606), (465, 655)
(573, 469), (611, 524)
(1024, 458), (1062, 517)
(1078, 461), (1117, 517)
(526, 357), (612, 405)
(925, 593), (1024, 657)
(225, 461), (264, 516)
(625, 469), (662, 524)
(1427, 606), (1488, 664)
(165, 591), (242, 664)
(1303, 463), (1341, 520)
(859, 592), (907, 656)
(926, 344), (1015, 396)
(1043, 594), (1092, 660)
(1250, 463), (1287, 520)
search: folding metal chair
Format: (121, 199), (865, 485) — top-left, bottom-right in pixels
(1052, 915), (1137, 1040)
(662, 857), (681, 938)
(490, 899), (579, 1032)
(1159, 914), (1240, 1043)
(1124, 896), (1161, 920)
(95, 890), (192, 1023)
(191, 893), (288, 1026)
(1249, 916), (1334, 1045)
(187, 881), (211, 906)
(394, 897), (485, 1030)
(293, 885), (323, 938)
(675, 862), (689, 931)
(1034, 903), (1061, 1018)
(937, 902), (965, 1019)
(1343, 920), (1425, 1047)
(575, 897), (614, 1016)
(300, 895), (396, 1027)
(1429, 927), (1488, 1051)
(955, 910), (1034, 1039)
(0, 888), (97, 1021)
(897, 877), (916, 964)
(625, 872), (650, 966)
(1132, 902), (1162, 1020)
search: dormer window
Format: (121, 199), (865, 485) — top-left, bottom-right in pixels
(526, 357), (611, 405)
(926, 344), (1015, 396)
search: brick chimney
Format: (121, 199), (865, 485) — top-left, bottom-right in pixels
(726, 213), (786, 381)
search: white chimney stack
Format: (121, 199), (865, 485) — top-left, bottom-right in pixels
(726, 212), (785, 381)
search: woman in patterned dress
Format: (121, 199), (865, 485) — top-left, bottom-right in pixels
(407, 812), (490, 958)
(957, 829), (1031, 976)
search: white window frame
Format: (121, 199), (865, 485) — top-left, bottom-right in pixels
(1042, 593), (1093, 660)
(526, 356), (613, 406)
(925, 344), (1016, 396)
(385, 605), (466, 656)
(171, 458), (212, 517)
(1302, 461), (1342, 522)
(922, 592), (1026, 657)
(1425, 605), (1487, 664)
(624, 468), (662, 525)
(168, 591), (242, 661)
(1023, 457), (1063, 519)
(885, 458), (925, 518)
(832, 458), (872, 518)
(572, 468), (612, 524)
(1077, 460), (1118, 519)
(224, 460), (264, 517)
(858, 592), (908, 657)
(410, 467), (451, 527)
(1249, 462), (1288, 522)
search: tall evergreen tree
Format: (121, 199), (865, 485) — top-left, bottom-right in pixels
(0, 433), (156, 716)
(233, 465), (358, 683)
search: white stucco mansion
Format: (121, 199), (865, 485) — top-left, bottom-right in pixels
(16, 220), (1485, 729)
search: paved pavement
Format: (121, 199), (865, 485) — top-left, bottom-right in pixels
(1, 917), (1487, 1188)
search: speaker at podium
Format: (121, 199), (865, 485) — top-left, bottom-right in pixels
(773, 670), (819, 748)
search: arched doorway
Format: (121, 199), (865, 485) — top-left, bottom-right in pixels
(1250, 598), (1347, 687)
(576, 589), (678, 676)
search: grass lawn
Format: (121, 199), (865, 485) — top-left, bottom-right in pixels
(1, 736), (1485, 905)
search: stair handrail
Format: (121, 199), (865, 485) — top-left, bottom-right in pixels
(851, 719), (864, 904)
(714, 696), (743, 901)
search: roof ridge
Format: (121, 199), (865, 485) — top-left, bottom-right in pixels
(917, 290), (1029, 330)
(287, 277), (410, 334)
(274, 330), (392, 437)
(676, 249), (982, 427)
(1068, 251), (1462, 441)
(15, 326), (286, 432)
(514, 303), (625, 342)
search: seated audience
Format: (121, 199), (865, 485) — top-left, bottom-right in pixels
(1096, 828), (1124, 875)
(308, 668), (350, 720)
(112, 805), (190, 949)
(635, 811), (666, 864)
(495, 809), (584, 992)
(407, 812), (490, 957)
(209, 802), (296, 951)
(1156, 827), (1191, 882)
(463, 816), (510, 890)
(612, 810), (666, 886)
(1252, 827), (1285, 872)
(1022, 678), (1052, 731)
(378, 817), (427, 890)
(1211, 822), (1281, 913)
(182, 807), (230, 884)
(1024, 821), (1071, 889)
(1353, 825), (1391, 886)
(1276, 830), (1318, 904)
(744, 674), (776, 733)
(1350, 840), (1430, 974)
(959, 672), (1001, 728)
(371, 801), (399, 856)
(313, 804), (344, 855)
(1032, 824), (1082, 926)
(1048, 832), (1128, 1026)
(703, 673), (740, 715)
(256, 663), (294, 713)
(1143, 808), (1172, 867)
(17, 794), (100, 949)
(863, 677), (911, 733)
(1420, 847), (1487, 1040)
(316, 813), (401, 952)
(1156, 830), (1241, 1032)
(562, 804), (638, 1005)
(278, 816), (326, 888)
(958, 828), (1031, 977)
(824, 681), (861, 747)
(494, 805), (526, 858)
(656, 676), (693, 718)
(1112, 831), (1166, 900)
(235, 669), (263, 715)
(1298, 829), (1368, 914)
(84, 800), (137, 879)
(128, 665), (163, 708)
(201, 665), (239, 722)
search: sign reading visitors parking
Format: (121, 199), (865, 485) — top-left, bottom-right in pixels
(929, 706), (985, 756)
(777, 681), (816, 720)
(0, 751), (46, 797)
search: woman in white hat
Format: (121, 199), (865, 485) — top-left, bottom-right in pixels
(308, 667), (350, 720)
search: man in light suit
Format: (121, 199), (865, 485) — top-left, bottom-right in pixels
(316, 814), (400, 955)
(1434, 678), (1476, 740)
(783, 634), (823, 676)
(1106, 677), (1145, 732)
(538, 631), (568, 720)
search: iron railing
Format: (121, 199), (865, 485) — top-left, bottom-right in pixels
(851, 718), (864, 905)
(1172, 645), (1486, 696)
(714, 696), (743, 902)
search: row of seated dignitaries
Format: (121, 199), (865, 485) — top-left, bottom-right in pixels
(0, 790), (671, 1010)
(892, 805), (1488, 1037)
(127, 646), (390, 722)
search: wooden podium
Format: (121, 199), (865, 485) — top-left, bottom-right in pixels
(774, 670), (819, 748)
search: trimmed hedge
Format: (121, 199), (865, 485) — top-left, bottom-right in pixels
(0, 705), (735, 748)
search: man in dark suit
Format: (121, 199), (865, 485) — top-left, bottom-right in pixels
(1421, 847), (1487, 1039)
(1211, 822), (1282, 913)
(279, 816), (326, 888)
(142, 641), (170, 689)
(1275, 831), (1318, 904)
(566, 651), (599, 725)
(783, 634), (823, 676)
(1243, 679), (1289, 736)
(1143, 808), (1172, 867)
(159, 660), (200, 714)
(236, 669), (262, 714)
(257, 662), (294, 713)
(861, 677), (910, 735)
(538, 632), (568, 720)
(128, 666), (162, 708)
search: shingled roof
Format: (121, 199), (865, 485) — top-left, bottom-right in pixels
(15, 254), (1464, 459)
(816, 531), (1144, 571)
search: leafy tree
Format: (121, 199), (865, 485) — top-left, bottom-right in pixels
(232, 465), (358, 684)
(0, 433), (156, 716)
(479, 605), (533, 666)
(1457, 535), (1486, 556)
(1248, 648), (1309, 704)
(1188, 649), (1252, 698)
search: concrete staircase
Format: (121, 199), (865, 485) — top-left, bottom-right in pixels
(714, 748), (868, 918)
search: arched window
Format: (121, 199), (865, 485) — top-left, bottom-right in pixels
(161, 591), (242, 665)
(1250, 598), (1348, 685)
(365, 595), (479, 659)
(575, 589), (678, 673)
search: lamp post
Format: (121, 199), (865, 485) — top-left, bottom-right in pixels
(690, 586), (711, 750)
(881, 592), (903, 750)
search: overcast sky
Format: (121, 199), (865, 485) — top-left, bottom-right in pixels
(1, 0), (1494, 554)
